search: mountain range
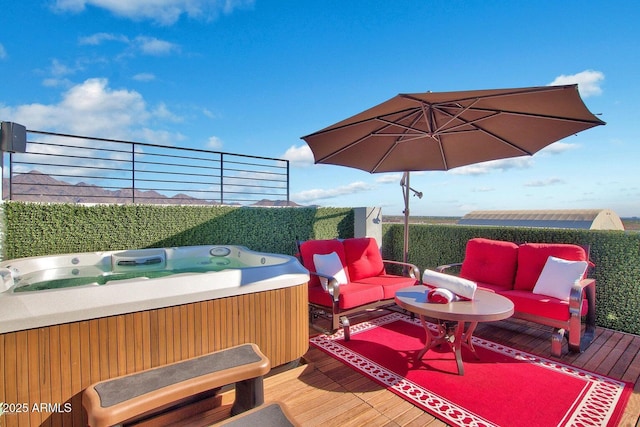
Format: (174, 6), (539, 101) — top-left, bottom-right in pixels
(2, 171), (302, 207)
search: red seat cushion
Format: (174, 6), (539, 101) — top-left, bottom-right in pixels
(354, 274), (418, 299)
(308, 282), (385, 309)
(299, 239), (349, 288)
(343, 237), (385, 281)
(460, 238), (519, 289)
(499, 290), (588, 321)
(514, 243), (587, 291)
(476, 281), (509, 293)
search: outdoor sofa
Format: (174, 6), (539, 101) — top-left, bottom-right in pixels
(434, 237), (596, 357)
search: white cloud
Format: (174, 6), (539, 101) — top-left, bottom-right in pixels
(137, 127), (186, 146)
(452, 157), (533, 176)
(293, 181), (374, 203)
(78, 32), (179, 58)
(524, 177), (565, 187)
(548, 70), (604, 98)
(539, 141), (579, 154)
(152, 103), (181, 122)
(134, 36), (179, 56)
(282, 144), (314, 167)
(0, 43), (7, 59)
(41, 57), (104, 87)
(0, 78), (182, 143)
(53, 0), (255, 25)
(78, 32), (129, 45)
(133, 72), (156, 82)
(202, 108), (217, 119)
(207, 136), (223, 150)
(472, 187), (495, 193)
(50, 58), (81, 77)
(376, 173), (403, 184)
(43, 77), (76, 88)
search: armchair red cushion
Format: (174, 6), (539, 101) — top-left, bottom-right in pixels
(460, 238), (519, 290)
(343, 237), (385, 281)
(308, 282), (385, 309)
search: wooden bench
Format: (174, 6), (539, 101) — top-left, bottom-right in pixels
(83, 343), (270, 427)
(213, 401), (299, 426)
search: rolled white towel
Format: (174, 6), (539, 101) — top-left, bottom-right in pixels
(427, 288), (458, 304)
(422, 269), (477, 300)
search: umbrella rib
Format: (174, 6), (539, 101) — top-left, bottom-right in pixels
(374, 118), (426, 136)
(371, 109), (425, 173)
(435, 106), (532, 155)
(461, 106), (604, 125)
(435, 134), (448, 169)
(314, 132), (372, 163)
(430, 98), (480, 135)
(316, 110), (421, 164)
(425, 104), (452, 168)
(302, 106), (420, 139)
(421, 103), (434, 134)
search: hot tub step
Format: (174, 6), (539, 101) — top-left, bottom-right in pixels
(83, 343), (270, 427)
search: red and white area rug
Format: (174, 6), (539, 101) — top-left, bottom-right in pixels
(310, 312), (632, 427)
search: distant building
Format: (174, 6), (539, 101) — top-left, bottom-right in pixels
(457, 209), (624, 230)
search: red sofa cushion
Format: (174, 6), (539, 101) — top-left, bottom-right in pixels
(299, 239), (349, 288)
(499, 290), (588, 321)
(514, 243), (587, 291)
(354, 274), (418, 299)
(460, 238), (519, 290)
(343, 237), (385, 281)
(308, 282), (385, 309)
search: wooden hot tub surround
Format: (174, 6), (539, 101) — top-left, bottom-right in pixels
(0, 284), (308, 427)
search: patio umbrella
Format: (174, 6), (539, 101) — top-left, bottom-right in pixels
(301, 84), (605, 264)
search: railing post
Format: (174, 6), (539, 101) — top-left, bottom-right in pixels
(220, 153), (224, 205)
(8, 152), (13, 201)
(131, 143), (135, 204)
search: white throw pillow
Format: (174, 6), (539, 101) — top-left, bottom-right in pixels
(422, 269), (477, 300)
(532, 256), (588, 301)
(313, 252), (348, 291)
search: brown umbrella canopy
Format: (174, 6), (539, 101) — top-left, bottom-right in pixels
(302, 84), (604, 266)
(302, 84), (605, 173)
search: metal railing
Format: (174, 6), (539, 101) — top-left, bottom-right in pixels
(1, 125), (290, 206)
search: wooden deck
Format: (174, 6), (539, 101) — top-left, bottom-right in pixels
(146, 308), (640, 426)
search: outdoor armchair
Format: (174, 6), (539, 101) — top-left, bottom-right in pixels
(297, 237), (419, 339)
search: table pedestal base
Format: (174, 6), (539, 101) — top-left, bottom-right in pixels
(416, 315), (480, 375)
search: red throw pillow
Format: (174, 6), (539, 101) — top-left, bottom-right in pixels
(514, 243), (587, 291)
(460, 238), (519, 289)
(343, 237), (385, 281)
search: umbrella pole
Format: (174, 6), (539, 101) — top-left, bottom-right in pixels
(402, 172), (410, 268)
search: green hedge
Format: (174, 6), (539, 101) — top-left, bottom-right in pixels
(1, 202), (354, 259)
(383, 223), (640, 335)
(2, 202), (639, 335)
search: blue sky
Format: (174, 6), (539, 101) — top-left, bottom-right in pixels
(1, 1), (638, 217)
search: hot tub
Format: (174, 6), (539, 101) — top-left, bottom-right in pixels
(0, 245), (308, 333)
(0, 245), (310, 426)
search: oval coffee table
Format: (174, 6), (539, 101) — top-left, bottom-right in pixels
(395, 285), (514, 375)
